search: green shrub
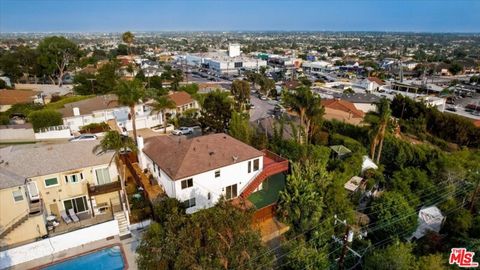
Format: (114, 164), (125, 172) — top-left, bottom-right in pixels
(28, 109), (63, 132)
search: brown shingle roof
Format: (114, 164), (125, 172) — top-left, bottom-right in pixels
(57, 95), (119, 118)
(142, 133), (264, 180)
(367, 77), (385, 85)
(321, 99), (365, 118)
(0, 89), (39, 105)
(168, 91), (194, 107)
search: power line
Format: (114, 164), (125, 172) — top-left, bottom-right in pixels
(238, 179), (466, 268)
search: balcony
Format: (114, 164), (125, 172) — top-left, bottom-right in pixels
(87, 181), (122, 196)
(239, 150), (289, 199)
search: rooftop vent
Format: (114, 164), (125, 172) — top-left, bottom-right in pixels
(232, 155), (238, 162)
(209, 151), (215, 156)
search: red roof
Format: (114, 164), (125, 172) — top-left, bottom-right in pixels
(321, 99), (365, 118)
(367, 77), (385, 85)
(168, 91), (194, 107)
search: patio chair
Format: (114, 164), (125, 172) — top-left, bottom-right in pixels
(60, 211), (72, 224)
(68, 209), (80, 223)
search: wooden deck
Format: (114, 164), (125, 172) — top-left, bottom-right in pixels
(122, 155), (165, 203)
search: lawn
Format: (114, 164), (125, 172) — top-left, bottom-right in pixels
(45, 95), (94, 109)
(248, 173), (286, 209)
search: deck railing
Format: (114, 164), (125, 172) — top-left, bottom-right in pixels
(87, 181), (122, 196)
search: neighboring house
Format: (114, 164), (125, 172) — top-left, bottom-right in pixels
(0, 141), (128, 248)
(168, 91), (199, 115)
(0, 89), (42, 112)
(408, 206), (445, 241)
(339, 93), (380, 113)
(57, 95), (163, 132)
(321, 99), (365, 125)
(137, 133), (289, 214)
(361, 77), (385, 92)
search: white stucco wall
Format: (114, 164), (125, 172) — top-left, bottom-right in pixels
(0, 220), (120, 269)
(141, 152), (264, 214)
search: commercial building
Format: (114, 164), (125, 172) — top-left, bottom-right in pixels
(183, 44), (267, 75)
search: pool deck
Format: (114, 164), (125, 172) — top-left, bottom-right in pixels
(12, 231), (141, 270)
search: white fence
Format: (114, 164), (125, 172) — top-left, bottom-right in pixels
(0, 220), (119, 269)
(34, 125), (73, 140)
(128, 219), (152, 231)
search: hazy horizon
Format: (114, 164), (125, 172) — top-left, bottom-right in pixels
(1, 0), (479, 33)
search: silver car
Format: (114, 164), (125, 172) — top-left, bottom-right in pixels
(69, 134), (97, 142)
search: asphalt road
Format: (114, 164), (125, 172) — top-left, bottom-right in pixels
(249, 93), (278, 122)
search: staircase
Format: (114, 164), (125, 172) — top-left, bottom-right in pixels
(114, 211), (130, 236)
(240, 151), (289, 199)
(0, 210), (30, 239)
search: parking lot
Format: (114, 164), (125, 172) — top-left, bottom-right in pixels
(249, 92), (280, 122)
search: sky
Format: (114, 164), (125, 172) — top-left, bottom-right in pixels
(1, 0), (479, 33)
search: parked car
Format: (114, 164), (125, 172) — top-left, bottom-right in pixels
(69, 134), (97, 142)
(446, 107), (457, 112)
(260, 95), (268, 101)
(172, 127), (194, 136)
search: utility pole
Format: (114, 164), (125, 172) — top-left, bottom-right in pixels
(469, 170), (480, 212)
(333, 215), (361, 270)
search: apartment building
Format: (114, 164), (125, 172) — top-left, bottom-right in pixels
(0, 141), (128, 248)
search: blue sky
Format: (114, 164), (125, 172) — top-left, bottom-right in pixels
(1, 0), (479, 33)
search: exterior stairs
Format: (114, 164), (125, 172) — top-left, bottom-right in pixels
(0, 211), (29, 239)
(114, 211), (130, 236)
(240, 150), (289, 199)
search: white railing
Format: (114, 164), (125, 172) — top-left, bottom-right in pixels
(36, 125), (70, 133)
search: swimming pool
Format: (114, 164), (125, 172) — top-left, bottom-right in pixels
(43, 246), (125, 270)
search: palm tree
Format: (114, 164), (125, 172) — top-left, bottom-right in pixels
(114, 79), (145, 144)
(122, 31), (134, 56)
(282, 86), (324, 144)
(150, 95), (176, 133)
(93, 130), (138, 161)
(365, 98), (391, 163)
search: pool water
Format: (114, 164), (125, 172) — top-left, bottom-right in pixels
(43, 246), (125, 270)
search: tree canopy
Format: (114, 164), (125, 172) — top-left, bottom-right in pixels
(136, 198), (273, 270)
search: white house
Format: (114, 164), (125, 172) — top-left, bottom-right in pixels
(58, 95), (163, 132)
(361, 77), (385, 92)
(137, 133), (288, 213)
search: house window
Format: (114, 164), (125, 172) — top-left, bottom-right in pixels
(95, 168), (111, 185)
(44, 177), (59, 187)
(63, 196), (89, 214)
(12, 190), (23, 202)
(215, 170), (220, 178)
(248, 161), (252, 173)
(225, 184), (238, 200)
(253, 159), (259, 171)
(64, 173), (83, 183)
(183, 197), (196, 208)
(181, 178), (193, 189)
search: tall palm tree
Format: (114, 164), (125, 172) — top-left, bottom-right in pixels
(150, 95), (176, 133)
(282, 86), (324, 144)
(114, 79), (145, 144)
(365, 98), (391, 163)
(122, 31), (134, 56)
